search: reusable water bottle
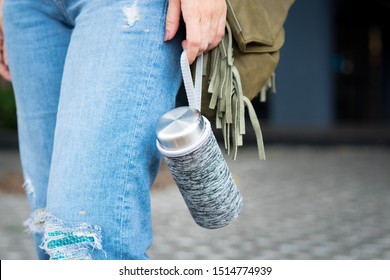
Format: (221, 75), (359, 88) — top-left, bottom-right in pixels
(155, 51), (243, 229)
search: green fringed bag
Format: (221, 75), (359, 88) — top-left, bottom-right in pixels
(200, 0), (294, 159)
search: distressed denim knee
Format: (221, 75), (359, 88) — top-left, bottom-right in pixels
(40, 215), (104, 260)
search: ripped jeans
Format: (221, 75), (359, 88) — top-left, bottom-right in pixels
(2, 0), (183, 259)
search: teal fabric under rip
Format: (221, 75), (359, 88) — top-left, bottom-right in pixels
(40, 215), (103, 260)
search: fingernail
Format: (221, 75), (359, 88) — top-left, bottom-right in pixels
(164, 30), (171, 41)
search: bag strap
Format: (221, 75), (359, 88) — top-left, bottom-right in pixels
(180, 50), (203, 111)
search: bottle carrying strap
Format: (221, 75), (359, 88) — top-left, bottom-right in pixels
(180, 50), (203, 112)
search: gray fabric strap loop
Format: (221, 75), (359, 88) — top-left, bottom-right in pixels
(180, 50), (203, 111)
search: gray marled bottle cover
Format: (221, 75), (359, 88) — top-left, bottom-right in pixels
(164, 129), (243, 229)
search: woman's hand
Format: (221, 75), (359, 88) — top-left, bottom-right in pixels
(165, 0), (226, 64)
(0, 0), (11, 82)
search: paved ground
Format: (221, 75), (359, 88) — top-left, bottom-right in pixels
(1, 145), (390, 260)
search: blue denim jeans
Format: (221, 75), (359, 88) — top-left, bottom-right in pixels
(2, 0), (183, 259)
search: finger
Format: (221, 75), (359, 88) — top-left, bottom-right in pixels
(199, 16), (211, 53)
(184, 17), (201, 64)
(201, 1), (218, 52)
(165, 0), (181, 41)
(206, 4), (226, 52)
(206, 13), (226, 52)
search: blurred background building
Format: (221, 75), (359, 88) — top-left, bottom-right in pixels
(261, 0), (390, 144)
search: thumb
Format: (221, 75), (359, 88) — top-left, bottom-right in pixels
(164, 0), (181, 41)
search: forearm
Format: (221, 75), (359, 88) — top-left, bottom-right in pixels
(0, 0), (3, 24)
(0, 0), (12, 82)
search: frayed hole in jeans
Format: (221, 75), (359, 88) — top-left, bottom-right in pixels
(23, 177), (35, 198)
(40, 214), (104, 260)
(24, 208), (46, 234)
(122, 1), (140, 27)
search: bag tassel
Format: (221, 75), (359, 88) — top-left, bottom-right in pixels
(205, 22), (275, 160)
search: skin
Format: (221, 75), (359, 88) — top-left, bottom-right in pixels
(165, 0), (227, 64)
(0, 0), (226, 81)
(0, 0), (11, 82)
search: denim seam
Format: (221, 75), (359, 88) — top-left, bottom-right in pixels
(52, 0), (75, 26)
(118, 2), (169, 259)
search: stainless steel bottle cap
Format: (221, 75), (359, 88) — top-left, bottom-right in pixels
(155, 106), (205, 150)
